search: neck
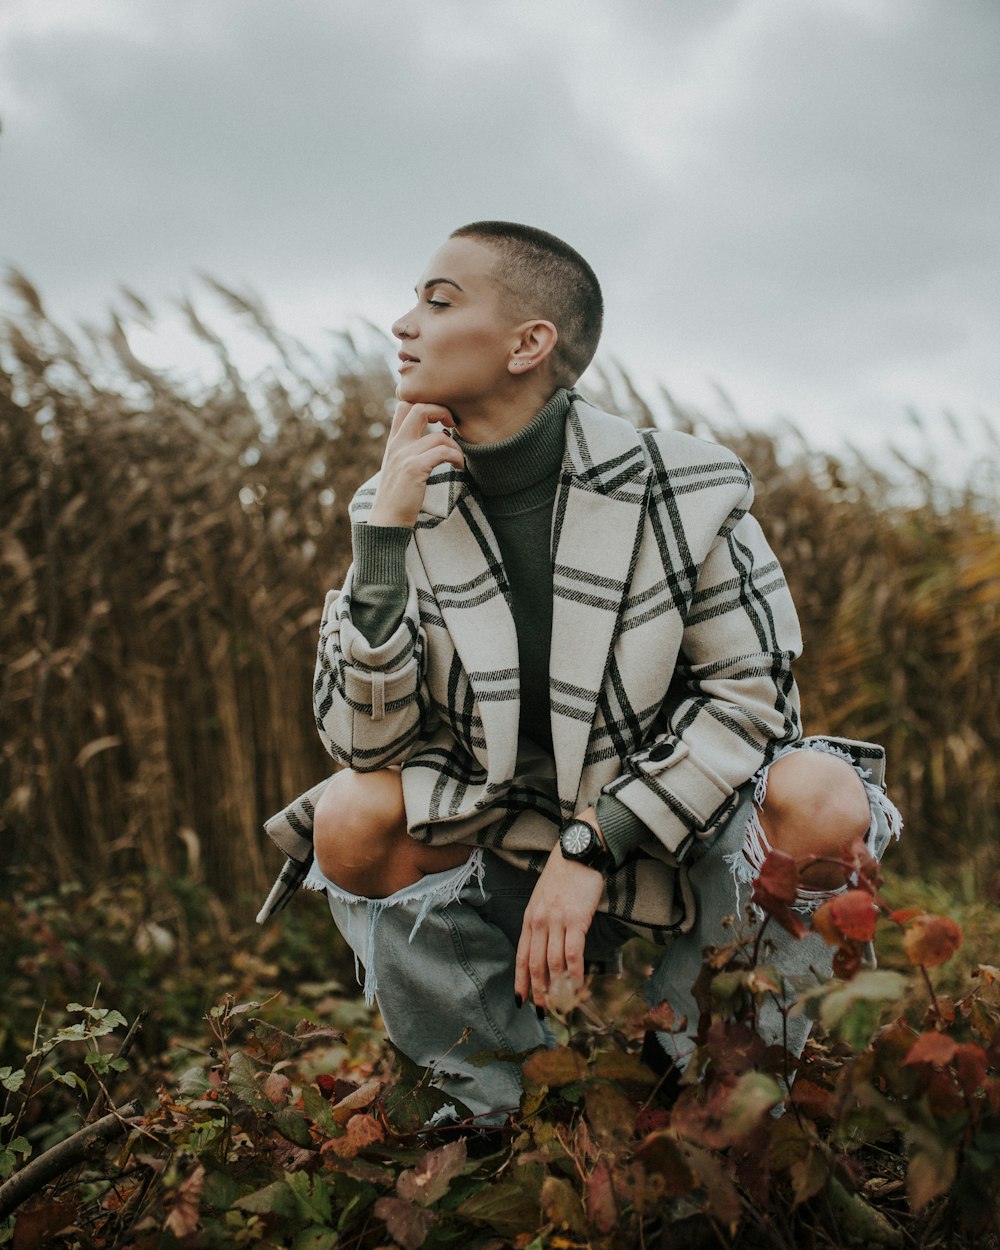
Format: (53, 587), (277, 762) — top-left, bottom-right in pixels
(452, 377), (557, 444)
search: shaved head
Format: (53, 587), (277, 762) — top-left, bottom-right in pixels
(450, 221), (603, 387)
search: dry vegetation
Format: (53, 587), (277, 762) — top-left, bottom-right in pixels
(2, 274), (997, 900)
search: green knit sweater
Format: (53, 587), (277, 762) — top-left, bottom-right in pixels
(349, 390), (646, 868)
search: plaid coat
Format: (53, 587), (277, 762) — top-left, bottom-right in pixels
(258, 397), (804, 935)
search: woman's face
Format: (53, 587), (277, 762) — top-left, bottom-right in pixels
(392, 237), (521, 415)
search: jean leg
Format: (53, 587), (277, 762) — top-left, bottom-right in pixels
(647, 742), (903, 1069)
(318, 851), (548, 1121)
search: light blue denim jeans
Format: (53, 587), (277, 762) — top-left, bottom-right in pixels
(304, 737), (902, 1120)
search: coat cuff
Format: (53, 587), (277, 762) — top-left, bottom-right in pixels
(604, 734), (742, 857)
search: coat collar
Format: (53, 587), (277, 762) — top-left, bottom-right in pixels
(414, 399), (652, 802)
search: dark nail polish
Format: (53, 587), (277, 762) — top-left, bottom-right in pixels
(536, 1006), (546, 1021)
(514, 993), (522, 1009)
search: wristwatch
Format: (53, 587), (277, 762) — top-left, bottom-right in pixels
(559, 818), (615, 873)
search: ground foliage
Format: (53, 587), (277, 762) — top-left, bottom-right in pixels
(1, 849), (998, 1249)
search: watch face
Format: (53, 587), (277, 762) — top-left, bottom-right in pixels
(562, 822), (594, 856)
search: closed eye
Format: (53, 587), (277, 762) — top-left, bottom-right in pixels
(427, 298), (451, 309)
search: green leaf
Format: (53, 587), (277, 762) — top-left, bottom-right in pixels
(293, 1229), (339, 1250)
(301, 1083), (339, 1136)
(0, 1069), (25, 1093)
(457, 1180), (542, 1238)
(272, 1109), (314, 1149)
(235, 1178), (300, 1221)
(201, 1169), (241, 1211)
(723, 1072), (783, 1138)
(801, 970), (908, 1040)
(286, 1171), (332, 1226)
(53, 1071), (89, 1093)
(248, 1018), (308, 1063)
(226, 1052), (271, 1113)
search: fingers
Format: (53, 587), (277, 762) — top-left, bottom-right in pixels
(391, 400), (457, 440)
(515, 917), (587, 1010)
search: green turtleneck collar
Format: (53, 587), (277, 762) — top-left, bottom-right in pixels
(459, 388), (570, 512)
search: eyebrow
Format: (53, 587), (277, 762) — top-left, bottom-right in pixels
(415, 277), (464, 294)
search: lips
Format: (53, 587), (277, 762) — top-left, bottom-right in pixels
(398, 352), (419, 365)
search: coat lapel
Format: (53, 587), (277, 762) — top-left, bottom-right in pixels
(549, 401), (651, 812)
(413, 467), (521, 783)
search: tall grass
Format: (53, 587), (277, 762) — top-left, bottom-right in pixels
(1, 276), (997, 907)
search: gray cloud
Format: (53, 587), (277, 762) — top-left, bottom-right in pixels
(1, 0), (996, 461)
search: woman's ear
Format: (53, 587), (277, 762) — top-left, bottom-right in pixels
(508, 320), (558, 375)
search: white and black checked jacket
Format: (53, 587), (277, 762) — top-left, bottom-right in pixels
(258, 398), (804, 935)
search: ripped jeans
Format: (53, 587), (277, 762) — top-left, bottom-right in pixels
(303, 736), (902, 1120)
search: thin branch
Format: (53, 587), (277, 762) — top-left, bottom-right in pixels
(0, 1099), (143, 1219)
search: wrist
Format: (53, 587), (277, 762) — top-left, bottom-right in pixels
(558, 815), (615, 874)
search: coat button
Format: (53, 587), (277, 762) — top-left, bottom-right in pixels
(648, 740), (675, 762)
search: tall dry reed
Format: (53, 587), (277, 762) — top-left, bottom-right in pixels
(1, 278), (996, 907)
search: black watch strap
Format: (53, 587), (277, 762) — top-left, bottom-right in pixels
(559, 818), (615, 873)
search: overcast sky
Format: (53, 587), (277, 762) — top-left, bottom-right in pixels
(2, 0), (998, 474)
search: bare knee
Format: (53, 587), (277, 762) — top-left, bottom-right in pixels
(313, 768), (406, 889)
(758, 750), (871, 883)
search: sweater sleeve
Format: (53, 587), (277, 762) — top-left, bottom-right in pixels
(595, 794), (648, 868)
(349, 522), (412, 647)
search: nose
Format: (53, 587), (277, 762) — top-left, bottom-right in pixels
(392, 310), (416, 341)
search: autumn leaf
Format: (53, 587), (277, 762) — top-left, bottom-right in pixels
(903, 913), (963, 968)
(325, 1113), (385, 1159)
(522, 1045), (587, 1087)
(164, 1162), (204, 1239)
(954, 1042), (988, 1097)
(585, 1081), (637, 1145)
(586, 1158), (618, 1233)
(903, 1031), (958, 1068)
(751, 850), (805, 938)
(907, 1147), (956, 1213)
(374, 1195), (435, 1250)
(540, 1175), (586, 1235)
(330, 1076), (383, 1125)
(814, 889), (879, 943)
(396, 1139), (467, 1207)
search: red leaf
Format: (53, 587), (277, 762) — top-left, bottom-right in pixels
(926, 1070), (965, 1119)
(904, 1031), (958, 1068)
(810, 898), (843, 946)
(326, 1113), (385, 1159)
(13, 1199), (77, 1250)
(705, 1020), (767, 1077)
(955, 1043), (988, 1097)
(789, 1079), (831, 1119)
(903, 914), (963, 968)
(164, 1162), (205, 1239)
(754, 849), (799, 904)
(397, 1139), (467, 1207)
(827, 890), (879, 942)
(586, 1158), (618, 1234)
(832, 944), (862, 979)
(889, 906), (924, 925)
(840, 836), (881, 889)
(374, 1196), (434, 1250)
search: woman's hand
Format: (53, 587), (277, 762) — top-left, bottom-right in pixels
(369, 401), (465, 528)
(514, 811), (606, 1010)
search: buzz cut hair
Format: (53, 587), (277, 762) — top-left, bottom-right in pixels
(450, 221), (603, 387)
